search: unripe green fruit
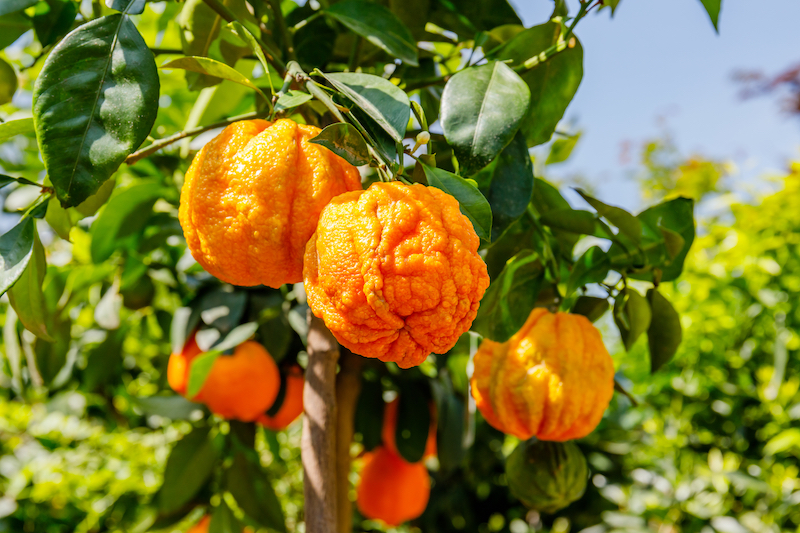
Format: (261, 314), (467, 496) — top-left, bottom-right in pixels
(505, 439), (588, 514)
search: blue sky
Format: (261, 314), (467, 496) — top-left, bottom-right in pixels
(509, 0), (800, 210)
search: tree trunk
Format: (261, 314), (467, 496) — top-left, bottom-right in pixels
(302, 312), (340, 532)
(335, 350), (363, 533)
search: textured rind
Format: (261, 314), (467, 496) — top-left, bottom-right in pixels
(303, 181), (490, 368)
(179, 119), (361, 287)
(505, 439), (588, 513)
(356, 446), (431, 526)
(257, 365), (304, 430)
(470, 309), (615, 441)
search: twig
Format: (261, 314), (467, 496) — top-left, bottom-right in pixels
(267, 0), (295, 61)
(614, 379), (639, 407)
(126, 110), (270, 164)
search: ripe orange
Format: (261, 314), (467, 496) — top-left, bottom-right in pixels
(167, 332), (202, 396)
(257, 365), (304, 430)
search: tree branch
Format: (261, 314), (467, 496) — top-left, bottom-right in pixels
(335, 349), (363, 533)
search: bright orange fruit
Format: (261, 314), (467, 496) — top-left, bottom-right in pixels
(356, 446), (430, 526)
(179, 118), (361, 288)
(303, 181), (490, 368)
(167, 333), (202, 396)
(470, 309), (615, 441)
(257, 364), (304, 430)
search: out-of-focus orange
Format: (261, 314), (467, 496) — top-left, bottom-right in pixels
(257, 364), (304, 430)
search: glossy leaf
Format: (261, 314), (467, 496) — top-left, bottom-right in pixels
(567, 246), (610, 294)
(494, 22), (583, 147)
(33, 0), (77, 46)
(539, 208), (597, 235)
(395, 384), (431, 463)
(475, 131), (534, 240)
(613, 288), (651, 351)
(0, 57), (17, 105)
(274, 90), (313, 113)
(0, 118), (35, 144)
(32, 13), (159, 207)
(158, 426), (219, 513)
(473, 250), (544, 342)
(0, 217), (35, 297)
(576, 189), (641, 243)
(0, 0), (37, 16)
(326, 0), (418, 66)
(633, 197), (695, 282)
(106, 0), (145, 15)
(226, 453), (287, 532)
(8, 229), (52, 340)
(699, 0), (721, 32)
(355, 378), (384, 451)
(647, 289), (682, 372)
(90, 183), (163, 263)
(0, 12), (32, 49)
(310, 123), (371, 167)
(434, 386), (466, 472)
(161, 57), (267, 99)
(322, 72), (410, 142)
(422, 164), (493, 241)
(440, 61), (530, 175)
(546, 132), (581, 165)
(571, 296), (609, 322)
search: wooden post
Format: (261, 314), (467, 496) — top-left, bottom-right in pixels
(302, 312), (340, 532)
(335, 350), (363, 533)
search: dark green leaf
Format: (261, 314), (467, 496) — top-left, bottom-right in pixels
(546, 132), (581, 165)
(8, 229), (52, 340)
(0, 12), (32, 49)
(355, 378), (384, 451)
(226, 453), (287, 532)
(197, 289), (247, 334)
(131, 395), (204, 420)
(576, 189), (641, 244)
(83, 328), (126, 390)
(698, 0), (721, 32)
(661, 227), (685, 260)
(0, 0), (37, 16)
(494, 22), (583, 147)
(310, 123), (371, 167)
(274, 89), (312, 113)
(395, 384), (431, 463)
(34, 316), (70, 384)
(0, 217), (35, 297)
(472, 250), (544, 342)
(32, 13), (159, 207)
(567, 246), (610, 294)
(571, 296), (609, 322)
(532, 177), (570, 212)
(647, 289), (682, 372)
(106, 0), (145, 15)
(422, 164), (493, 241)
(539, 208), (597, 235)
(209, 500), (242, 533)
(170, 307), (196, 355)
(613, 288), (651, 351)
(187, 351), (220, 398)
(474, 131), (534, 240)
(321, 72), (410, 142)
(33, 0), (77, 46)
(161, 57), (266, 99)
(90, 183), (163, 263)
(435, 389), (466, 472)
(440, 61), (530, 175)
(326, 0), (418, 66)
(158, 426), (219, 514)
(0, 57), (18, 105)
(633, 197), (695, 282)
(211, 321), (258, 352)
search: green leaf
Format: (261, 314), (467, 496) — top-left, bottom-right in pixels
(571, 296), (609, 322)
(0, 57), (17, 106)
(633, 197), (695, 282)
(211, 321), (258, 352)
(494, 22), (583, 147)
(647, 288), (682, 372)
(0, 217), (35, 297)
(613, 288), (651, 351)
(422, 164), (492, 241)
(105, 0), (145, 15)
(33, 0), (77, 46)
(472, 250), (544, 342)
(197, 289), (248, 334)
(83, 327), (125, 390)
(310, 123), (371, 167)
(567, 246), (610, 294)
(187, 351), (220, 398)
(90, 183), (163, 263)
(131, 395), (203, 420)
(226, 453), (287, 532)
(227, 20), (271, 80)
(0, 0), (37, 16)
(440, 61), (530, 175)
(355, 378), (384, 451)
(321, 72), (411, 142)
(532, 177), (570, 212)
(539, 208), (597, 236)
(326, 0), (418, 66)
(158, 426), (219, 514)
(0, 12), (33, 49)
(395, 384), (431, 463)
(764, 428), (800, 456)
(274, 89), (313, 113)
(546, 132), (581, 165)
(8, 229), (52, 340)
(576, 189), (641, 244)
(434, 387), (466, 472)
(660, 227), (685, 260)
(698, 0), (721, 32)
(161, 57), (266, 99)
(474, 131), (534, 241)
(209, 500), (242, 533)
(32, 13), (159, 207)
(0, 118), (35, 144)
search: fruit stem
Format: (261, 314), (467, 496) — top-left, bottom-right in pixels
(335, 349), (363, 533)
(302, 311), (341, 532)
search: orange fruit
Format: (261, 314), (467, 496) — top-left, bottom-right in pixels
(257, 365), (304, 430)
(470, 309), (615, 441)
(186, 515), (253, 533)
(179, 118), (361, 288)
(167, 333), (202, 396)
(304, 182), (490, 368)
(356, 446), (430, 526)
(381, 398), (437, 459)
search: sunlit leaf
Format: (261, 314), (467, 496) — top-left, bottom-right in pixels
(422, 164), (492, 241)
(613, 288), (651, 351)
(0, 217), (35, 297)
(160, 57), (267, 99)
(8, 229), (52, 340)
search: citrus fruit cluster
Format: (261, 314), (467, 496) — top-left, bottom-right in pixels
(356, 398), (435, 526)
(168, 333), (304, 428)
(179, 118), (490, 368)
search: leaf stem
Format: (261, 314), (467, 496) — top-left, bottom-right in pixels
(126, 110), (271, 164)
(267, 0), (295, 61)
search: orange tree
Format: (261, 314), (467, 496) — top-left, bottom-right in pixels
(0, 0), (724, 531)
